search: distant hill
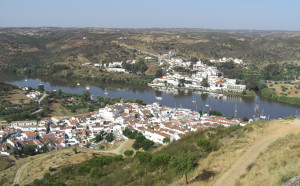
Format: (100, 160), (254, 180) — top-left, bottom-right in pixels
(0, 28), (300, 69)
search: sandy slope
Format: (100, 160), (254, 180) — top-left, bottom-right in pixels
(213, 119), (300, 186)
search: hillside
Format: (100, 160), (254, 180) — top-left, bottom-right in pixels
(4, 118), (299, 186)
(1, 28), (300, 70)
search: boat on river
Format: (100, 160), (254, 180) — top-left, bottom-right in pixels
(192, 96), (196, 104)
(156, 96), (162, 101)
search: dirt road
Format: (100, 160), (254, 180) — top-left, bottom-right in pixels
(12, 154), (51, 185)
(213, 119), (300, 186)
(12, 139), (133, 185)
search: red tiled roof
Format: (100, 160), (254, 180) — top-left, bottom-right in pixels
(69, 120), (79, 125)
(26, 132), (36, 137)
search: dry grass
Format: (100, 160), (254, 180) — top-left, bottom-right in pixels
(3, 89), (32, 105)
(49, 102), (89, 117)
(267, 81), (300, 97)
(170, 119), (300, 186)
(0, 156), (15, 172)
(239, 133), (300, 185)
(0, 147), (115, 186)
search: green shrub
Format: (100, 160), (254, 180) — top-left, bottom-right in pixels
(77, 163), (91, 175)
(124, 150), (134, 157)
(114, 155), (124, 161)
(61, 166), (72, 174)
(90, 167), (101, 178)
(196, 137), (210, 150)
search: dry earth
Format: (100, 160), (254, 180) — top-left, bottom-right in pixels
(267, 81), (300, 97)
(171, 119), (300, 186)
(2, 139), (134, 186)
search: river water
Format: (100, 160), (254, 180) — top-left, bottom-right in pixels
(1, 72), (299, 119)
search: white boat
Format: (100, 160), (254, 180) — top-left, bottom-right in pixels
(156, 96), (162, 100)
(86, 86), (90, 90)
(25, 79), (28, 82)
(77, 83), (80, 86)
(104, 89), (108, 95)
(192, 96), (196, 104)
(260, 109), (266, 119)
(205, 104), (209, 107)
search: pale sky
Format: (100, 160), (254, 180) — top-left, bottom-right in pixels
(0, 0), (300, 30)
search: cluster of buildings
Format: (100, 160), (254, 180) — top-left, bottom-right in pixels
(210, 57), (245, 65)
(0, 102), (247, 156)
(151, 60), (246, 91)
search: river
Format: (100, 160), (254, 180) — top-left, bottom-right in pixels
(1, 72), (299, 119)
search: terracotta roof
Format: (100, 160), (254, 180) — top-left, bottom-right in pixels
(69, 120), (79, 125)
(26, 132), (36, 137)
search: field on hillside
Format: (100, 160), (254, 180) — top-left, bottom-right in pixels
(267, 81), (300, 97)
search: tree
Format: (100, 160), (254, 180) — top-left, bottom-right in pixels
(124, 150), (134, 157)
(155, 69), (163, 78)
(137, 151), (153, 173)
(123, 128), (132, 137)
(141, 139), (154, 151)
(38, 84), (44, 92)
(196, 138), (210, 152)
(201, 78), (209, 87)
(132, 135), (146, 149)
(169, 151), (198, 185)
(24, 145), (36, 156)
(58, 89), (62, 97)
(105, 133), (115, 142)
(81, 90), (90, 102)
(209, 110), (222, 116)
(262, 64), (281, 79)
(245, 75), (260, 91)
(163, 137), (170, 144)
(191, 57), (199, 63)
(93, 131), (105, 143)
(242, 116), (249, 122)
(151, 153), (170, 172)
(41, 145), (48, 153)
(135, 98), (143, 104)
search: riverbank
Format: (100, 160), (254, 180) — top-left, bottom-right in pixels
(2, 73), (300, 119)
(260, 88), (300, 107)
(1, 67), (154, 86)
(150, 83), (256, 97)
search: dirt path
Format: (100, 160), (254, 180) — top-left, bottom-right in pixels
(213, 119), (300, 186)
(89, 139), (134, 155)
(12, 139), (133, 185)
(12, 154), (51, 185)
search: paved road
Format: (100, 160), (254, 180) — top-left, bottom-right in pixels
(213, 119), (300, 186)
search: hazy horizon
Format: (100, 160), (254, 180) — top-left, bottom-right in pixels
(1, 0), (300, 31)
